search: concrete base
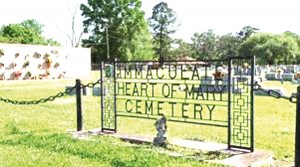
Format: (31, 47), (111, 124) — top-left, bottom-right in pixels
(171, 138), (274, 166)
(212, 150), (274, 167)
(71, 130), (274, 167)
(170, 138), (227, 152)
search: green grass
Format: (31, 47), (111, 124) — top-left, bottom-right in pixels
(0, 73), (298, 166)
(255, 80), (297, 161)
(0, 75), (224, 167)
(0, 133), (222, 167)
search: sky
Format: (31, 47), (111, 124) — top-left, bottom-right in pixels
(0, 0), (299, 46)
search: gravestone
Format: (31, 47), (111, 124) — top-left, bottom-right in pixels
(93, 87), (101, 96)
(201, 76), (213, 84)
(265, 73), (276, 80)
(282, 73), (294, 81)
(153, 115), (167, 147)
(93, 86), (107, 96)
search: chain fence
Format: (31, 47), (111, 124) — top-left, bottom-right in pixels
(254, 81), (297, 103)
(0, 79), (297, 105)
(80, 79), (101, 90)
(0, 79), (101, 105)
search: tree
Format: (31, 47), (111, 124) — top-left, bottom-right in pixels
(191, 29), (217, 60)
(240, 32), (300, 65)
(170, 39), (193, 60)
(0, 24), (30, 43)
(57, 4), (84, 48)
(216, 33), (240, 59)
(189, 26), (258, 60)
(283, 31), (300, 61)
(0, 19), (60, 46)
(121, 22), (154, 61)
(149, 2), (177, 64)
(21, 19), (44, 35)
(280, 32), (300, 64)
(237, 26), (259, 42)
(80, 0), (154, 62)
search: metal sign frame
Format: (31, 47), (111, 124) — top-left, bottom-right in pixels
(100, 56), (255, 152)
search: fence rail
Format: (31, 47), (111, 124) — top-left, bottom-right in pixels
(0, 79), (101, 105)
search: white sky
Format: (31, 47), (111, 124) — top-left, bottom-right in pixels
(0, 0), (299, 46)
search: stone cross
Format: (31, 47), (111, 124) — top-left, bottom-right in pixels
(153, 114), (167, 147)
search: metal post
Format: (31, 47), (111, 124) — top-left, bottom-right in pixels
(295, 86), (300, 166)
(227, 58), (232, 150)
(106, 27), (110, 60)
(113, 60), (117, 132)
(100, 63), (104, 131)
(250, 56), (255, 152)
(76, 79), (83, 131)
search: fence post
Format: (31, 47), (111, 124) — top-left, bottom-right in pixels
(100, 62), (104, 131)
(296, 86), (300, 167)
(76, 79), (83, 131)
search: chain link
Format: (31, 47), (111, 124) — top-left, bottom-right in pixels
(0, 79), (101, 105)
(81, 79), (101, 89)
(254, 82), (297, 103)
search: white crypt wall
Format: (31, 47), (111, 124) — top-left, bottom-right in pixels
(0, 43), (91, 80)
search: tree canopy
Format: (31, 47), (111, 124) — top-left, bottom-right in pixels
(189, 26), (261, 60)
(0, 19), (59, 46)
(78, 0), (300, 65)
(189, 27), (300, 64)
(191, 29), (217, 60)
(240, 32), (300, 65)
(80, 0), (154, 62)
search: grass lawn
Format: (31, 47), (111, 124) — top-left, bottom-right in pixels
(0, 71), (298, 166)
(255, 80), (297, 161)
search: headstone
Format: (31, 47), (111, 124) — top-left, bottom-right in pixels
(201, 76), (212, 84)
(282, 73), (294, 81)
(92, 86), (106, 96)
(221, 79), (228, 85)
(93, 87), (101, 96)
(265, 73), (276, 80)
(256, 66), (262, 76)
(286, 65), (297, 73)
(153, 115), (167, 147)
